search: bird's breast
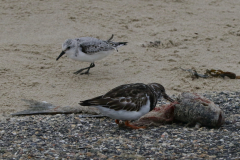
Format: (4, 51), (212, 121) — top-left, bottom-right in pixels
(95, 97), (151, 121)
(67, 50), (113, 62)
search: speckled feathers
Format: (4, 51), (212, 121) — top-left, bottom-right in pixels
(80, 83), (173, 112)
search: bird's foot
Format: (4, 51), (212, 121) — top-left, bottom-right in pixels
(74, 69), (85, 74)
(80, 70), (90, 75)
(115, 120), (126, 128)
(74, 68), (89, 75)
(125, 121), (146, 129)
(74, 63), (95, 75)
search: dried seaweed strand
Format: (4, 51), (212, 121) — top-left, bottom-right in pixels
(205, 69), (240, 79)
(180, 67), (240, 79)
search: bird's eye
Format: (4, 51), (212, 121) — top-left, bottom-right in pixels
(67, 46), (70, 50)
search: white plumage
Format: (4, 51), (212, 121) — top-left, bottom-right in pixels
(95, 97), (150, 121)
(56, 35), (127, 74)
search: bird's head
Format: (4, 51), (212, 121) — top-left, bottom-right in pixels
(56, 39), (77, 61)
(147, 83), (174, 102)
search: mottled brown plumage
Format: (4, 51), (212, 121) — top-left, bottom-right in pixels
(80, 83), (173, 129)
(80, 83), (173, 112)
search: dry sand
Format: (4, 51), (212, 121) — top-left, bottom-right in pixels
(0, 0), (239, 120)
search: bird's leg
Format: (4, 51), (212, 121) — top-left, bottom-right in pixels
(115, 119), (120, 124)
(115, 119), (126, 128)
(74, 66), (90, 74)
(81, 63), (95, 75)
(74, 63), (95, 75)
(124, 121), (146, 129)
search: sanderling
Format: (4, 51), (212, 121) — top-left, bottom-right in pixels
(56, 34), (127, 75)
(80, 83), (174, 129)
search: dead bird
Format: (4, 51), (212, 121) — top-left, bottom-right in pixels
(173, 92), (224, 128)
(134, 92), (225, 128)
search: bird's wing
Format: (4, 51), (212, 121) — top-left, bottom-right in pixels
(80, 83), (151, 112)
(75, 37), (99, 43)
(79, 40), (114, 54)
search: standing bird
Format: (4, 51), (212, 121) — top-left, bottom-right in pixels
(56, 34), (127, 75)
(79, 83), (174, 129)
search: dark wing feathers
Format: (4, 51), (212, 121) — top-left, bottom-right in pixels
(80, 41), (114, 54)
(78, 37), (128, 54)
(79, 95), (103, 106)
(79, 83), (151, 112)
(103, 83), (148, 98)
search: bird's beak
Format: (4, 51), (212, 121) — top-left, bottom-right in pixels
(56, 51), (65, 61)
(163, 94), (174, 102)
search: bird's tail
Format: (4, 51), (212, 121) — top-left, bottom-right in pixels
(115, 42), (128, 47)
(110, 42), (128, 52)
(106, 34), (128, 51)
(79, 96), (102, 106)
(109, 41), (128, 47)
(79, 100), (91, 106)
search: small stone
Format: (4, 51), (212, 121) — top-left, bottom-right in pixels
(86, 152), (93, 157)
(229, 143), (234, 147)
(98, 153), (107, 159)
(161, 132), (169, 138)
(235, 122), (240, 129)
(209, 155), (216, 158)
(199, 154), (208, 158)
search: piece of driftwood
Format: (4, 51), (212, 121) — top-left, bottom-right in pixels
(134, 92), (225, 128)
(12, 99), (101, 117)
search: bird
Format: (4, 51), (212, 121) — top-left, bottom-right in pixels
(79, 83), (174, 129)
(56, 34), (127, 75)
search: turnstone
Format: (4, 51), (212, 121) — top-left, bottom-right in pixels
(56, 34), (127, 75)
(79, 83), (174, 129)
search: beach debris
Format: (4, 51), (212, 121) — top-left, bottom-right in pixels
(179, 67), (209, 80)
(141, 41), (161, 48)
(13, 93), (225, 128)
(133, 92), (225, 128)
(180, 67), (240, 79)
(205, 69), (240, 79)
(174, 92), (225, 128)
(12, 99), (101, 116)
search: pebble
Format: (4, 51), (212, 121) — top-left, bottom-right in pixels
(235, 122), (240, 129)
(0, 91), (239, 159)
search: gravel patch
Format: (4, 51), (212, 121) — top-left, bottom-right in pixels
(0, 92), (240, 159)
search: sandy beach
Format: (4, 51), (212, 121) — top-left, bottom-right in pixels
(0, 0), (240, 120)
